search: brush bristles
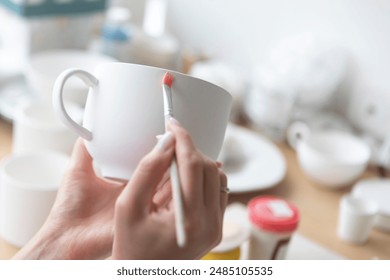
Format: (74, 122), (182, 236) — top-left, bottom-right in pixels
(162, 72), (174, 88)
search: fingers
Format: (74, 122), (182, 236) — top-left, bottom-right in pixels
(168, 119), (228, 214)
(168, 118), (228, 246)
(219, 170), (228, 214)
(203, 158), (227, 245)
(116, 132), (175, 219)
(203, 159), (220, 208)
(168, 119), (204, 209)
(69, 138), (93, 172)
(153, 173), (172, 209)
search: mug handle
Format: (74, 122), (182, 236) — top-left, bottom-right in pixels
(53, 68), (98, 141)
(287, 121), (310, 150)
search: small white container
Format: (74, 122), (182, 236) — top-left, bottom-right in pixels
(13, 102), (81, 156)
(0, 153), (69, 247)
(337, 195), (378, 244)
(247, 196), (299, 260)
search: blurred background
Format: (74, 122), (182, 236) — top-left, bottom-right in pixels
(1, 0), (390, 161)
(1, 0), (390, 260)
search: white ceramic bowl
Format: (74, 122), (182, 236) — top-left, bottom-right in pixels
(298, 131), (370, 188)
(288, 123), (370, 188)
(27, 50), (117, 106)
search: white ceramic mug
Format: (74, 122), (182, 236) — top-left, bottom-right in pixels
(0, 153), (69, 247)
(53, 62), (232, 180)
(287, 122), (371, 188)
(13, 102), (81, 156)
(337, 195), (378, 244)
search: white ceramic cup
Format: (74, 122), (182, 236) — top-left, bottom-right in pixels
(337, 195), (378, 244)
(287, 122), (371, 188)
(0, 153), (69, 247)
(13, 102), (81, 156)
(53, 62), (232, 180)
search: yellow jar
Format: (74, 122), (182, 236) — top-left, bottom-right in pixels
(202, 221), (249, 260)
(202, 247), (241, 260)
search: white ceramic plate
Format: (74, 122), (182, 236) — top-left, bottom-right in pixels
(220, 124), (286, 193)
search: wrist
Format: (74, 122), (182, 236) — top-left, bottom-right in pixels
(12, 226), (65, 259)
(13, 224), (88, 260)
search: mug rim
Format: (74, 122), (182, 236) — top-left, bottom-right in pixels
(94, 62), (233, 101)
(341, 195), (379, 217)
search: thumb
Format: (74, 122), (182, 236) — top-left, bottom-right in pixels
(69, 138), (93, 172)
(116, 132), (175, 219)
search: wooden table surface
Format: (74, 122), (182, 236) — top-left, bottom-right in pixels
(0, 117), (389, 260)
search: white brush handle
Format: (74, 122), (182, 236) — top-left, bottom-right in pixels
(170, 158), (186, 247)
(163, 83), (186, 247)
(164, 114), (186, 248)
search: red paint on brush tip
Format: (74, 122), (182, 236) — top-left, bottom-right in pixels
(162, 72), (174, 88)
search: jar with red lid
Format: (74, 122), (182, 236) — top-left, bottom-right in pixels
(247, 196), (300, 260)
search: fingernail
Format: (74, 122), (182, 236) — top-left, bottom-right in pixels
(155, 134), (164, 140)
(216, 161), (224, 168)
(169, 117), (181, 127)
(155, 132), (174, 151)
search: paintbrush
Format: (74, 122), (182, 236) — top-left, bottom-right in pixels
(162, 72), (186, 247)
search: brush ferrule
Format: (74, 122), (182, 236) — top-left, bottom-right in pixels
(163, 84), (174, 117)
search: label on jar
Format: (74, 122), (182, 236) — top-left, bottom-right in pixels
(271, 237), (291, 260)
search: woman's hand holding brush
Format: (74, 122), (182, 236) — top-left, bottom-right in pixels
(112, 119), (228, 259)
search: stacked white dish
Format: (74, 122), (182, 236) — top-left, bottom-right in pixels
(352, 179), (390, 233)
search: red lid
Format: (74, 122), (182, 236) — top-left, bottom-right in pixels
(248, 196), (300, 233)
